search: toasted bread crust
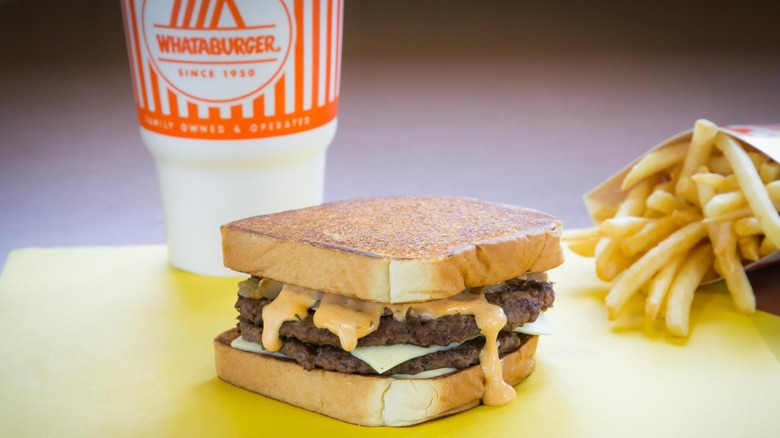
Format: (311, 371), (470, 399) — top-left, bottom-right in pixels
(222, 196), (563, 302)
(213, 328), (538, 427)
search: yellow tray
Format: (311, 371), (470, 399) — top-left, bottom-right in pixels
(1, 245), (778, 437)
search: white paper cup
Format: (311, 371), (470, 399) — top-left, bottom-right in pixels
(120, 0), (344, 275)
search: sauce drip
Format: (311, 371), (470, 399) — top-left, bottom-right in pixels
(313, 293), (385, 352)
(260, 284), (321, 351)
(400, 288), (516, 405)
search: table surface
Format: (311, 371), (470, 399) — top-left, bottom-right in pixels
(1, 0), (779, 312)
(1, 245), (778, 437)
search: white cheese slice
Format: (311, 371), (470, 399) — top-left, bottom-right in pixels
(350, 342), (461, 374)
(231, 336), (462, 376)
(231, 336), (290, 360)
(514, 312), (553, 335)
(392, 368), (457, 379)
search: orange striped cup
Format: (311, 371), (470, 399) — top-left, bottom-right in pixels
(121, 0), (343, 276)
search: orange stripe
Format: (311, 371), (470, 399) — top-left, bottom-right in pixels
(149, 67), (163, 115)
(294, 0), (304, 112)
(335, 0), (342, 96)
(167, 89), (179, 117)
(182, 0), (197, 28)
(325, 0), (332, 103)
(127, 0), (147, 109)
(230, 104), (243, 119)
(225, 0), (245, 28)
(187, 101), (199, 119)
(275, 75), (285, 116)
(170, 0), (183, 27)
(196, 0), (211, 29)
(209, 0), (225, 28)
(208, 107), (220, 120)
(312, 0), (320, 108)
(254, 94), (265, 118)
(119, 1), (140, 106)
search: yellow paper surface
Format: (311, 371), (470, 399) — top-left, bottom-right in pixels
(1, 245), (779, 437)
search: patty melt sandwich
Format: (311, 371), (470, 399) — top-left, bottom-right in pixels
(214, 196), (563, 426)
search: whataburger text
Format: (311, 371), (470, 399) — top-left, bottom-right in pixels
(155, 34), (282, 56)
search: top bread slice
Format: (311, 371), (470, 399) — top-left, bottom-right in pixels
(221, 196), (563, 303)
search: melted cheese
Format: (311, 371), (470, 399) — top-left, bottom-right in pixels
(392, 368), (457, 379)
(514, 312), (553, 335)
(231, 336), (458, 378)
(257, 280), (542, 406)
(519, 271), (548, 282)
(351, 342), (461, 373)
(231, 335), (289, 359)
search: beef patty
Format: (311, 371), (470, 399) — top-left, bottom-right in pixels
(235, 278), (554, 376)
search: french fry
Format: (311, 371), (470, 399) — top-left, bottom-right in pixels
(605, 221), (707, 320)
(696, 179), (756, 313)
(645, 251), (687, 319)
(760, 161), (780, 183)
(704, 220), (735, 265)
(703, 190), (748, 219)
(620, 216), (676, 257)
(703, 180), (780, 219)
(703, 207), (754, 223)
(567, 237), (600, 257)
(652, 180), (674, 193)
(716, 133), (780, 248)
(759, 235), (779, 257)
(668, 164), (683, 187)
(599, 217), (651, 239)
(646, 190), (690, 215)
(767, 180), (780, 199)
(690, 172), (739, 191)
(707, 154), (732, 175)
(712, 222), (755, 313)
(592, 206), (618, 222)
(665, 243), (715, 337)
(561, 227), (600, 241)
(738, 235), (760, 261)
(621, 142), (688, 190)
(696, 180), (726, 251)
(616, 178), (655, 217)
(595, 239), (632, 281)
(717, 250), (756, 313)
(676, 119), (718, 204)
(671, 208), (703, 226)
(733, 216), (762, 236)
(563, 227), (601, 257)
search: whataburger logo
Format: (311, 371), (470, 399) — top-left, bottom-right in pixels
(142, 0), (293, 103)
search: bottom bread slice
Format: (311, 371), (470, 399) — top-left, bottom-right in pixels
(214, 328), (538, 427)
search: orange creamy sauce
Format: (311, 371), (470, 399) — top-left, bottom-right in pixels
(259, 284), (516, 405)
(313, 293), (385, 352)
(261, 285), (321, 351)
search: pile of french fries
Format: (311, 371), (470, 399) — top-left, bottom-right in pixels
(566, 119), (780, 336)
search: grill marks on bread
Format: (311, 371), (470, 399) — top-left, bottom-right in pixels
(221, 196), (564, 303)
(228, 196), (559, 259)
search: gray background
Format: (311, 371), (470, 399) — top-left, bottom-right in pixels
(1, 0), (779, 309)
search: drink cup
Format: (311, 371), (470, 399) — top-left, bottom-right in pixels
(120, 0), (343, 276)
